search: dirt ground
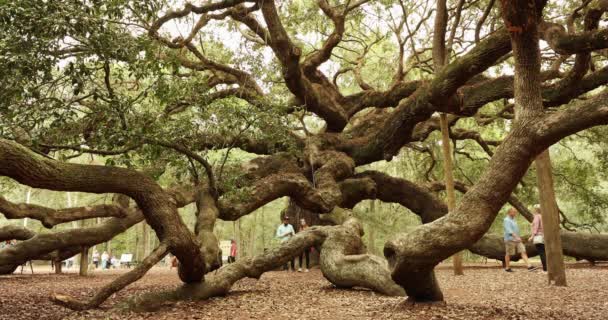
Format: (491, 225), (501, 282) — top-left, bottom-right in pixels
(1, 263), (607, 320)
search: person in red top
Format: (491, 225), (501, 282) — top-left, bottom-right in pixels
(228, 239), (237, 263)
(528, 205), (547, 272)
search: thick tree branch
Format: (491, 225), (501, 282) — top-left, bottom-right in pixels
(52, 243), (169, 310)
(536, 89), (608, 145)
(0, 185), (199, 274)
(302, 1), (346, 73)
(0, 196), (127, 228)
(0, 138), (203, 283)
(0, 225), (36, 242)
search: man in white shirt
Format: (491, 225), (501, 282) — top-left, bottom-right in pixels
(276, 216), (295, 271)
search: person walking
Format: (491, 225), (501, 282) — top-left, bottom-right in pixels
(529, 205), (547, 272)
(298, 218), (311, 272)
(504, 208), (537, 272)
(92, 249), (100, 269)
(276, 216), (296, 271)
(228, 239), (237, 263)
(101, 251), (109, 270)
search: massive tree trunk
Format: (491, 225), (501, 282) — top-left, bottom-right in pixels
(319, 218), (404, 296)
(54, 218), (402, 311)
(194, 188), (222, 272)
(382, 0), (544, 302)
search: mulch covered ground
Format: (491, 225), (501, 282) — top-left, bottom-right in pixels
(1, 263), (607, 320)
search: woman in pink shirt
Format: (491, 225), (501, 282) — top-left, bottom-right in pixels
(228, 239), (237, 263)
(528, 205), (547, 271)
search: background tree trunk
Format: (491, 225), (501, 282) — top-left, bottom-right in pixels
(79, 219), (89, 276)
(134, 223), (140, 262)
(233, 220), (241, 259)
(439, 113), (464, 275)
(142, 222), (149, 258)
(55, 260), (62, 274)
(249, 211), (258, 257)
(79, 246), (89, 276)
(261, 206), (266, 252)
(535, 150), (567, 286)
(23, 188), (32, 227)
(367, 200), (377, 255)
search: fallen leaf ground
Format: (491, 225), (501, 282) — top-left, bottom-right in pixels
(1, 263), (607, 320)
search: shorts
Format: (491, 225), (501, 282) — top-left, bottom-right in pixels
(505, 241), (526, 256)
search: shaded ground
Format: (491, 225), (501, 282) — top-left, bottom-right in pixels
(1, 263), (607, 320)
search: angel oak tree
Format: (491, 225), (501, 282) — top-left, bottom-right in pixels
(1, 0), (608, 309)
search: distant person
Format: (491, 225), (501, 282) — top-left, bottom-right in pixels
(298, 218), (311, 272)
(503, 208), (537, 272)
(110, 255), (118, 269)
(276, 216), (296, 271)
(101, 251), (109, 270)
(92, 249), (100, 269)
(228, 239), (237, 263)
(529, 205), (547, 272)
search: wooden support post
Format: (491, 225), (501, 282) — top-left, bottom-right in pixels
(535, 150), (567, 286)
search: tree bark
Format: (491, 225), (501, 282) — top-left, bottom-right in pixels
(0, 225), (35, 242)
(194, 188), (221, 271)
(0, 196), (127, 228)
(0, 186), (200, 275)
(319, 219), (404, 296)
(0, 139), (205, 283)
(535, 150), (567, 285)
